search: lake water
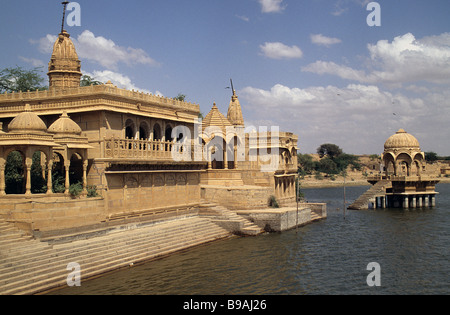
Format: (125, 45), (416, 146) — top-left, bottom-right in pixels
(52, 183), (450, 295)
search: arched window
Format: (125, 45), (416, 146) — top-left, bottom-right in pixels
(165, 125), (174, 142)
(139, 122), (149, 140)
(125, 119), (136, 139)
(153, 123), (161, 141)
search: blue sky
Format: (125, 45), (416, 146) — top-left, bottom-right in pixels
(1, 0), (449, 155)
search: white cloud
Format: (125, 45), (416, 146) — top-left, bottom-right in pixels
(310, 34), (342, 47)
(260, 42), (303, 60)
(30, 34), (57, 54)
(236, 15), (250, 22)
(84, 70), (160, 95)
(303, 33), (450, 86)
(18, 56), (45, 67)
(332, 0), (371, 16)
(31, 30), (159, 70)
(240, 83), (449, 155)
(258, 0), (285, 13)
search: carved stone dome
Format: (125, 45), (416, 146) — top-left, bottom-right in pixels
(8, 104), (47, 134)
(48, 111), (82, 136)
(384, 129), (420, 150)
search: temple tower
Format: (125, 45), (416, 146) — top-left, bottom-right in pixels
(227, 89), (245, 127)
(47, 30), (82, 89)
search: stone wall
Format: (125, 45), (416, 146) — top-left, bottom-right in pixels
(105, 172), (202, 215)
(0, 196), (105, 234)
(237, 207), (312, 232)
(200, 185), (274, 210)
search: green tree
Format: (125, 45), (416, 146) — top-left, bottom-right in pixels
(5, 151), (24, 194)
(174, 93), (186, 102)
(297, 153), (315, 176)
(80, 75), (102, 87)
(425, 152), (438, 163)
(334, 153), (362, 173)
(0, 66), (48, 93)
(317, 143), (343, 160)
(317, 157), (338, 174)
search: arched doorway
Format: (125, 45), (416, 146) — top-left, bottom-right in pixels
(30, 151), (48, 194)
(69, 153), (83, 186)
(52, 152), (65, 193)
(5, 150), (25, 195)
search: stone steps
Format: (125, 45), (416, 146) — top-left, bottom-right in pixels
(348, 180), (390, 210)
(0, 217), (231, 295)
(199, 203), (263, 236)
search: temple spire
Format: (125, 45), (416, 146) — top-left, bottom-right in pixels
(47, 1), (82, 89)
(61, 1), (70, 34)
(227, 79), (245, 127)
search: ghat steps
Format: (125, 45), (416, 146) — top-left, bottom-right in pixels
(348, 180), (391, 210)
(198, 203), (264, 236)
(0, 217), (231, 295)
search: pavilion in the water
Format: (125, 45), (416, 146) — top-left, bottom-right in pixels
(349, 129), (440, 210)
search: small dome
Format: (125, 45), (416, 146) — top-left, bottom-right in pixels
(8, 104), (47, 133)
(48, 111), (82, 136)
(384, 129), (420, 150)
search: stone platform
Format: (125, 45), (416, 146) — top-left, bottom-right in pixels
(236, 203), (327, 232)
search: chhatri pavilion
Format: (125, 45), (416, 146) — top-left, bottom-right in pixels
(349, 129), (440, 210)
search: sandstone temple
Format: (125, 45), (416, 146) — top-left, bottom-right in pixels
(0, 24), (329, 294)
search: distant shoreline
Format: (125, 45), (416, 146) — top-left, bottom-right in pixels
(300, 177), (450, 189)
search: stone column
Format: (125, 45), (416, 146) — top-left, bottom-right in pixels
(431, 195), (436, 207)
(82, 159), (88, 195)
(224, 147), (228, 170)
(25, 158), (32, 195)
(0, 163), (5, 196)
(417, 195), (422, 207)
(64, 162), (71, 195)
(403, 196), (409, 209)
(424, 195), (429, 207)
(410, 196), (416, 208)
(46, 160), (53, 194)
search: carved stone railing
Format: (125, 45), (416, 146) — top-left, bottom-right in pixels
(102, 137), (203, 162)
(0, 84), (200, 115)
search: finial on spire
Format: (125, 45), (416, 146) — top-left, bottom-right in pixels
(61, 1), (70, 34)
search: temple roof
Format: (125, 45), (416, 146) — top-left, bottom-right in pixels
(384, 129), (421, 151)
(48, 111), (82, 136)
(202, 103), (233, 137)
(8, 104), (48, 134)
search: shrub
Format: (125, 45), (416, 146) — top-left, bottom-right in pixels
(69, 182), (83, 198)
(268, 195), (279, 208)
(87, 185), (99, 198)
